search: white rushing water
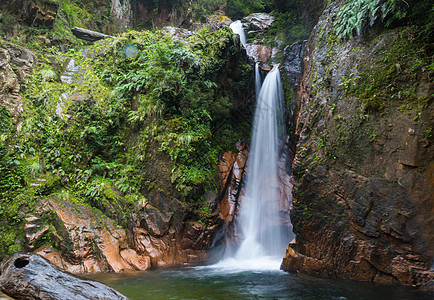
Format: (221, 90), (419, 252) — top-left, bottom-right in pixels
(229, 20), (247, 47)
(255, 62), (262, 97)
(214, 65), (287, 271)
(236, 64), (286, 260)
(225, 21), (288, 271)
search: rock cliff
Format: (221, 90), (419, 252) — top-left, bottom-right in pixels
(0, 24), (252, 272)
(281, 0), (433, 288)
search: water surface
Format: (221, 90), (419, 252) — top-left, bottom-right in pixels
(87, 265), (432, 300)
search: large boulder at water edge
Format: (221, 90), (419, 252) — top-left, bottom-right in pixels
(0, 253), (128, 299)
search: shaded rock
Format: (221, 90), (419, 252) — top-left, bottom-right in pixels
(22, 0), (59, 27)
(282, 41), (307, 88)
(0, 253), (127, 300)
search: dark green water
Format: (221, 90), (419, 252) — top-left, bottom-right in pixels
(87, 265), (432, 300)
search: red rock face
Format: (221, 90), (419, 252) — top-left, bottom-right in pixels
(217, 140), (294, 252)
(29, 199), (149, 273)
(218, 145), (248, 229)
(25, 196), (220, 273)
(281, 1), (434, 288)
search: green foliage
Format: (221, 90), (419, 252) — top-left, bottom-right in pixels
(52, 0), (114, 43)
(11, 25), (248, 206)
(226, 0), (266, 20)
(255, 11), (310, 59)
(0, 110), (26, 257)
(335, 0), (408, 39)
(0, 13), (251, 256)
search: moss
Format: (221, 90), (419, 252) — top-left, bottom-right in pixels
(347, 27), (432, 114)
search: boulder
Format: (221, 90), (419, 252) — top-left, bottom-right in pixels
(245, 44), (272, 63)
(162, 26), (195, 43)
(242, 13), (275, 33)
(0, 253), (128, 300)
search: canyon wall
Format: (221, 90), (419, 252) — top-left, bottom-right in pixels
(282, 0), (433, 288)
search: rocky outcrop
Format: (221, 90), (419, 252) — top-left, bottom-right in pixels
(0, 253), (127, 299)
(281, 1), (434, 288)
(25, 198), (150, 273)
(21, 0), (59, 27)
(245, 44), (273, 63)
(21, 195), (221, 273)
(242, 13), (274, 34)
(217, 142), (248, 248)
(217, 138), (294, 253)
(161, 26), (196, 43)
(240, 13), (277, 64)
(0, 41), (35, 121)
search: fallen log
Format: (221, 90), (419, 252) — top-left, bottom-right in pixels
(71, 27), (115, 42)
(0, 253), (128, 300)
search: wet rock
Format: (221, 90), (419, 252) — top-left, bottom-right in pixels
(218, 145), (248, 229)
(245, 44), (272, 63)
(0, 253), (128, 300)
(218, 151), (237, 189)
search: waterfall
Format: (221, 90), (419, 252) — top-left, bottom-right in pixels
(221, 22), (291, 269)
(235, 64), (287, 262)
(229, 20), (247, 47)
(255, 63), (262, 97)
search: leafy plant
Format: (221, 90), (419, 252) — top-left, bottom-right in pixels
(335, 0), (408, 39)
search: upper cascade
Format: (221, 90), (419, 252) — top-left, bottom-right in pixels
(229, 20), (247, 48)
